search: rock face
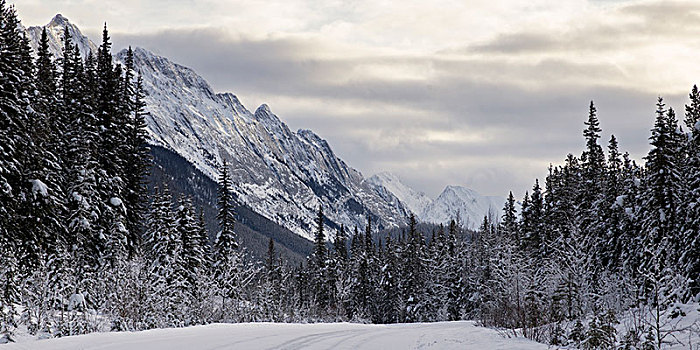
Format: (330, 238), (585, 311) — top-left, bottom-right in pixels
(26, 15), (411, 240)
(367, 173), (505, 230)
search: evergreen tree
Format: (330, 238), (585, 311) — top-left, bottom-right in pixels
(521, 180), (545, 257)
(310, 205), (329, 309)
(579, 101), (606, 270)
(213, 159), (240, 321)
(682, 85), (700, 298)
(500, 191), (519, 245)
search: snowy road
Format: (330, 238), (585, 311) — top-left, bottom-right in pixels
(3, 321), (548, 349)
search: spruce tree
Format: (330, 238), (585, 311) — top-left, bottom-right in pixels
(123, 73), (150, 257)
(310, 205), (328, 308)
(682, 86), (700, 298)
(500, 191), (519, 245)
(640, 98), (686, 301)
(213, 159), (240, 321)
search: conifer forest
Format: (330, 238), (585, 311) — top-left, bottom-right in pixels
(1, 1), (700, 348)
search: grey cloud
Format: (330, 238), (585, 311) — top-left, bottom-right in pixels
(457, 1), (700, 56)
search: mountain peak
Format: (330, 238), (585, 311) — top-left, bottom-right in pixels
(441, 185), (479, 197)
(422, 185), (504, 228)
(373, 171), (401, 182)
(49, 14), (70, 27)
(256, 104), (272, 115)
(26, 14), (98, 60)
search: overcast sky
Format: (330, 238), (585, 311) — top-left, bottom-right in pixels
(14, 0), (700, 198)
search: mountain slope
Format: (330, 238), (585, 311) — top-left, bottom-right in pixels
(148, 145), (313, 265)
(26, 15), (410, 240)
(122, 46), (410, 239)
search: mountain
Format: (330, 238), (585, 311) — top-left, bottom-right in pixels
(25, 14), (97, 60)
(366, 172), (432, 216)
(368, 172), (504, 229)
(26, 15), (411, 240)
(421, 185), (504, 229)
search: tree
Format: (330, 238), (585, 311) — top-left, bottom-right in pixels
(123, 72), (150, 258)
(500, 191), (519, 245)
(213, 159), (240, 321)
(681, 85), (700, 299)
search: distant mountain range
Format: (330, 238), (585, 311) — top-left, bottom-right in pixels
(368, 172), (504, 229)
(26, 14), (504, 239)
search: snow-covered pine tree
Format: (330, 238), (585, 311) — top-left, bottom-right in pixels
(310, 205), (329, 310)
(402, 214), (426, 323)
(500, 191), (519, 245)
(122, 53), (151, 258)
(175, 196), (202, 296)
(0, 3), (26, 334)
(682, 85), (700, 299)
(639, 98), (687, 302)
(521, 180), (545, 258)
(213, 159), (241, 321)
(599, 135), (627, 270)
(142, 185), (179, 327)
(93, 23), (130, 266)
(378, 232), (401, 323)
(579, 101), (607, 273)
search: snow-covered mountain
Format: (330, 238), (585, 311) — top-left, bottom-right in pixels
(25, 14), (97, 60)
(421, 186), (504, 229)
(368, 172), (504, 229)
(366, 172), (432, 216)
(26, 15), (411, 240)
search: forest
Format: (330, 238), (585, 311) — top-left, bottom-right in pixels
(1, 1), (699, 348)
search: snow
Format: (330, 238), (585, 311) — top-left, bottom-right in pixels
(1, 321), (548, 350)
(614, 195), (626, 208)
(67, 293), (85, 311)
(696, 120), (700, 131)
(30, 179), (48, 198)
(109, 197), (123, 207)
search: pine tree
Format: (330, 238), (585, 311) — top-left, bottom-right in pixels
(35, 27), (57, 115)
(176, 196), (203, 294)
(500, 191), (519, 245)
(213, 159), (240, 321)
(310, 205), (328, 309)
(600, 135), (627, 269)
(313, 205), (327, 270)
(682, 86), (700, 298)
(579, 101), (606, 271)
(521, 180), (545, 258)
(403, 214), (425, 322)
(142, 185), (181, 326)
(333, 224), (348, 264)
(214, 159), (237, 257)
(122, 53), (151, 257)
(640, 98), (686, 302)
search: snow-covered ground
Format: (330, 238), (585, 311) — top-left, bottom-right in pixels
(2, 321), (547, 350)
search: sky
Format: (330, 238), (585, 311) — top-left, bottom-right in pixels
(13, 0), (700, 198)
